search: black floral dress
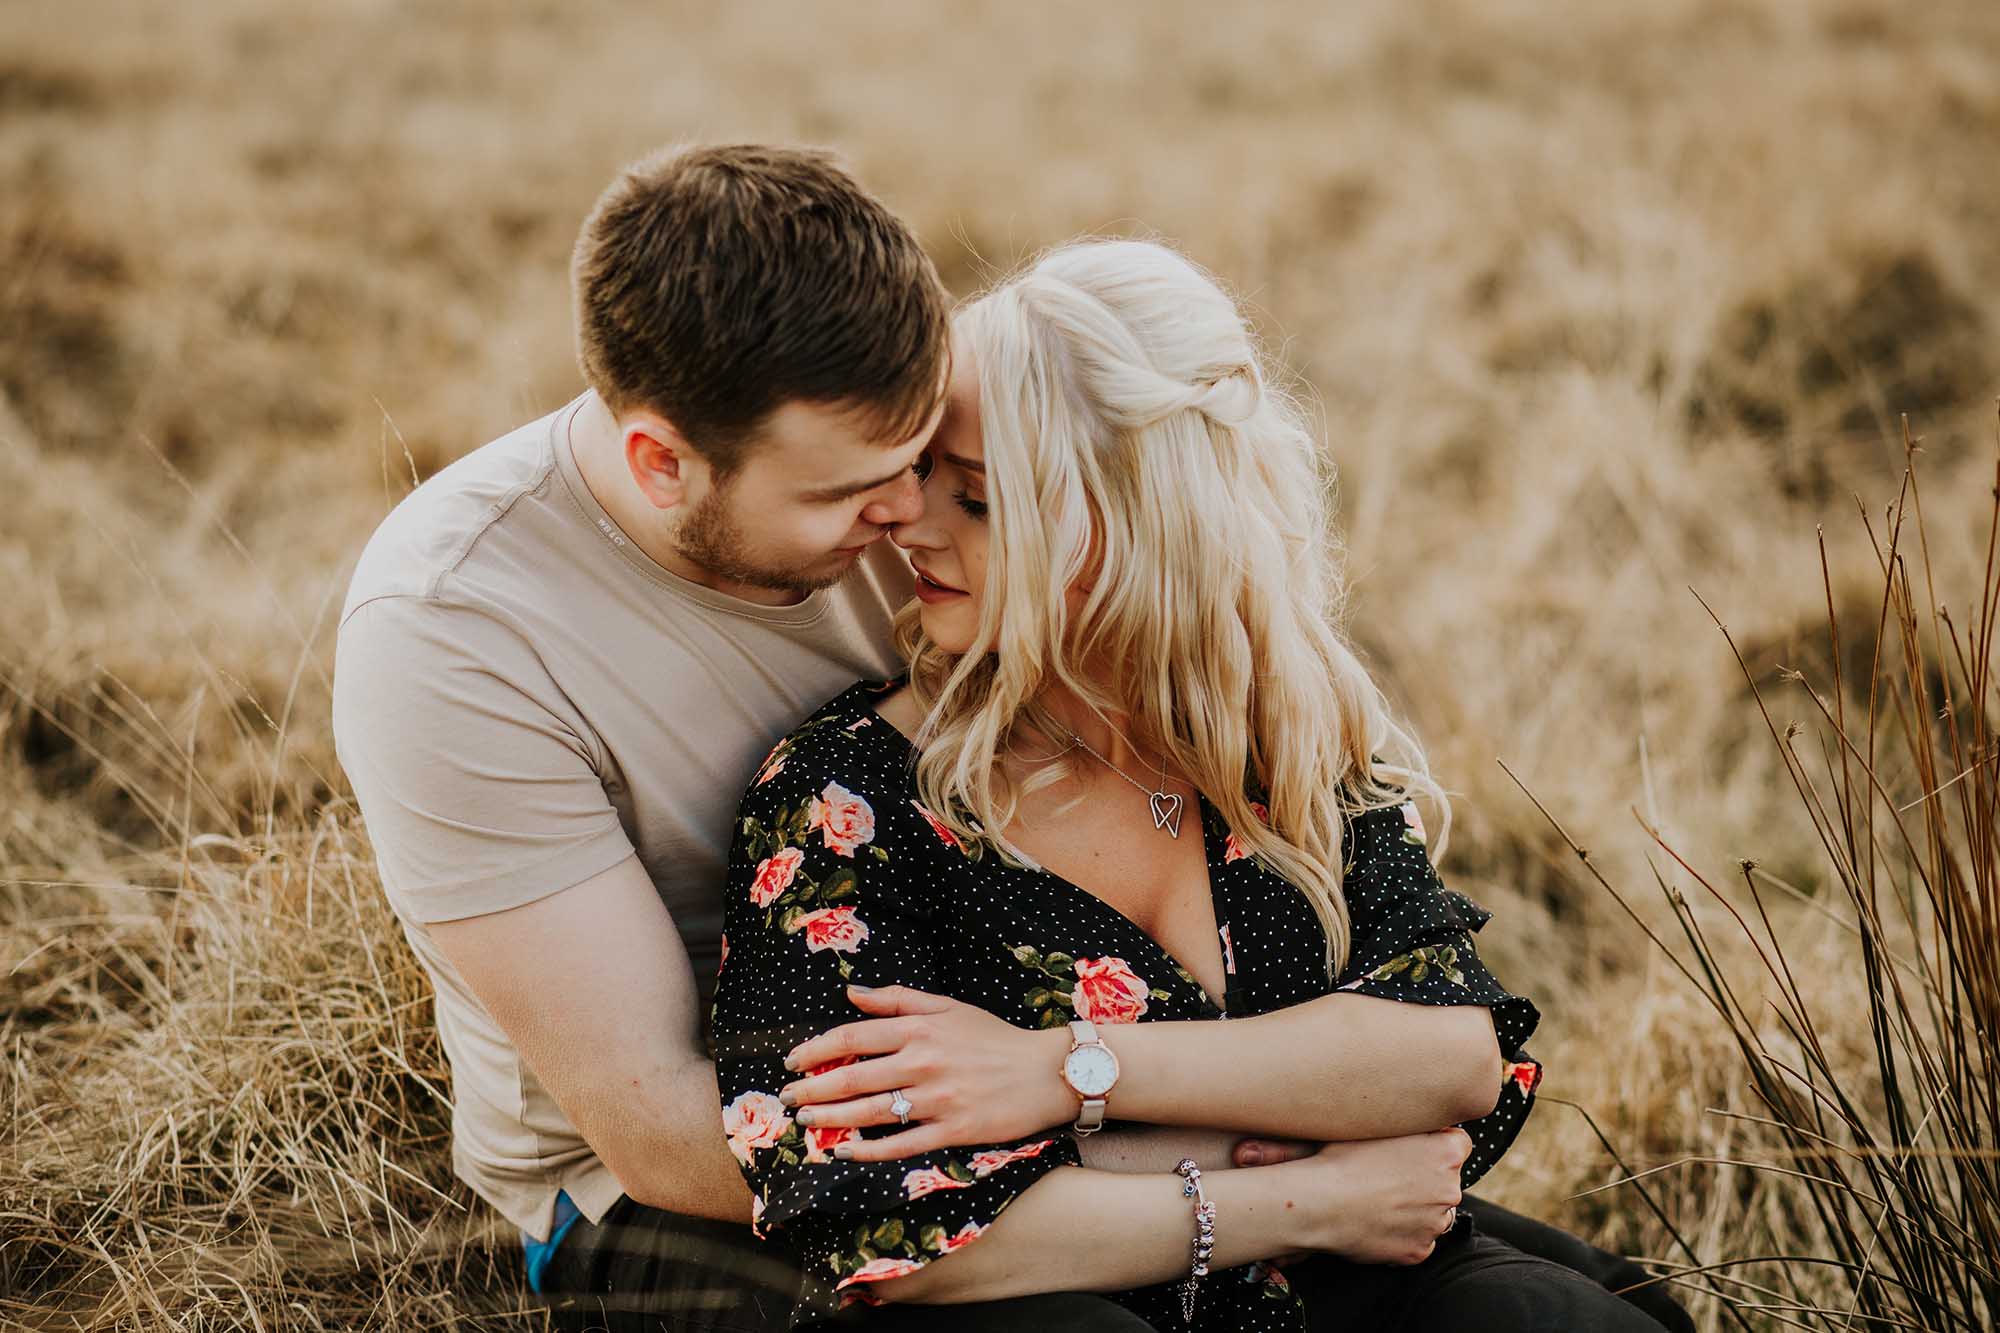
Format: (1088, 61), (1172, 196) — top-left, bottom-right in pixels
(710, 680), (1542, 1330)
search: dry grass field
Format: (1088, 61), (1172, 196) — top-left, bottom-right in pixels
(4, 1), (1999, 1328)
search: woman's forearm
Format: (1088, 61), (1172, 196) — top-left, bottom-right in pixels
(1097, 994), (1501, 1140)
(877, 1161), (1320, 1304)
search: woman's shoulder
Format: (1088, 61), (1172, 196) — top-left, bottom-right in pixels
(736, 675), (915, 822)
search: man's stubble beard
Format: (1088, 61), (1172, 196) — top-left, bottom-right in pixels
(672, 481), (853, 598)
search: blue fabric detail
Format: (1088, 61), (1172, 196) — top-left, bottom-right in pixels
(522, 1189), (583, 1295)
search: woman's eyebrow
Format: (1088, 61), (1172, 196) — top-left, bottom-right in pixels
(941, 452), (985, 475)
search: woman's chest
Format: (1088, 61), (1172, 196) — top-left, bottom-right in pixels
(1002, 805), (1228, 997)
(899, 804), (1336, 1025)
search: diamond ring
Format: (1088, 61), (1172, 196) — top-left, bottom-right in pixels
(889, 1089), (914, 1125)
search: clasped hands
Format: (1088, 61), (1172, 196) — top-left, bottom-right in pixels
(773, 984), (1469, 1266)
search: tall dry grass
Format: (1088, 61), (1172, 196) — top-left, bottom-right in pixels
(1507, 420), (1999, 1329)
(5, 0), (2000, 1327)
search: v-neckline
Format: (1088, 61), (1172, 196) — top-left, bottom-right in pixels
(859, 682), (1235, 1018)
(1013, 792), (1235, 1019)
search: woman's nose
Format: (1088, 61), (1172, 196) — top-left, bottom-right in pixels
(888, 487), (943, 551)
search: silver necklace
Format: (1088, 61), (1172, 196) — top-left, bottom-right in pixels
(1069, 731), (1184, 838)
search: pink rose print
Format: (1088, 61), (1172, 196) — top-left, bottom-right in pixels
(1401, 800), (1427, 845)
(750, 847), (804, 908)
(1505, 1059), (1542, 1096)
(902, 1166), (973, 1200)
(722, 1091), (791, 1167)
(1071, 955), (1150, 1024)
(755, 754), (786, 785)
(804, 1123), (859, 1163)
(749, 1192), (766, 1239)
(1218, 923), (1237, 976)
(835, 1255), (924, 1293)
(718, 933), (729, 973)
(805, 1054), (859, 1079)
(796, 906), (870, 954)
(910, 800), (961, 850)
(844, 716), (874, 731)
(808, 782), (877, 857)
(937, 1221), (986, 1253)
(970, 1139), (1055, 1177)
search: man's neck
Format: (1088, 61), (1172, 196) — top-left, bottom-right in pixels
(566, 392), (803, 607)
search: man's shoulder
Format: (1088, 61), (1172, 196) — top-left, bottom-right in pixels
(341, 398), (576, 620)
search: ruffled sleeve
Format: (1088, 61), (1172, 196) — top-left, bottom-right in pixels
(1333, 797), (1543, 1188)
(709, 710), (1082, 1321)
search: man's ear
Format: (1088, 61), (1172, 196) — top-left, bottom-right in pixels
(622, 413), (700, 512)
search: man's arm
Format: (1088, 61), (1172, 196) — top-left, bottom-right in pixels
(427, 854), (752, 1222)
(333, 596), (747, 1220)
(1074, 1124), (1250, 1175)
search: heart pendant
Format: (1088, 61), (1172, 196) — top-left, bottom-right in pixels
(1149, 791), (1185, 837)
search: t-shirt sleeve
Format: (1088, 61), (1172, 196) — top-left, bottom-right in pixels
(710, 726), (1080, 1318)
(332, 595), (634, 923)
(1334, 797), (1543, 1188)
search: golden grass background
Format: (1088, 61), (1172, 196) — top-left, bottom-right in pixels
(4, 1), (1998, 1327)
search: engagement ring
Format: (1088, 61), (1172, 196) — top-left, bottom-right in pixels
(889, 1089), (914, 1125)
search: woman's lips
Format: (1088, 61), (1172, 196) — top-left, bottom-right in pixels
(912, 566), (966, 603)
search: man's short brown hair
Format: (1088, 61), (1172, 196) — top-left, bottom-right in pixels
(572, 144), (950, 474)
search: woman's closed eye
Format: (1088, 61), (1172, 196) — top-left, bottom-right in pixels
(952, 489), (988, 520)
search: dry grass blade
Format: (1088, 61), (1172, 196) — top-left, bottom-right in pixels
(1507, 415), (2000, 1329)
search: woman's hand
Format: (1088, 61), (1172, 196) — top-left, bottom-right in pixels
(1297, 1129), (1471, 1266)
(776, 984), (1075, 1161)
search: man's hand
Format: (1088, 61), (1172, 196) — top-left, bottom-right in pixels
(1232, 1136), (1319, 1167)
(428, 855), (754, 1222)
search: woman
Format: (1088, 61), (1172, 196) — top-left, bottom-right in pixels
(710, 240), (1669, 1330)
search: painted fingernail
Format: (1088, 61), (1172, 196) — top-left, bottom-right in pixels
(783, 1050), (801, 1071)
(1240, 1147), (1263, 1165)
(795, 1109), (816, 1127)
(848, 984), (876, 994)
(778, 1086), (799, 1107)
(833, 1143), (855, 1160)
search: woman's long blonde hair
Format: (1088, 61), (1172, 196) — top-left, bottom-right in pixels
(897, 238), (1446, 974)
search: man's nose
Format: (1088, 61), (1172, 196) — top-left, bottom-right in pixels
(862, 467), (926, 528)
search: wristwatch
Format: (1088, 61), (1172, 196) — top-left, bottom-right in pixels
(1061, 1019), (1121, 1134)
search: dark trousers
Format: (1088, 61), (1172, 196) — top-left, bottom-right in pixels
(1280, 1197), (1692, 1332)
(536, 1193), (1691, 1332)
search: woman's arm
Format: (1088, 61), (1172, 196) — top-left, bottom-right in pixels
(781, 800), (1536, 1157)
(781, 985), (1495, 1155)
(878, 1130), (1473, 1304)
(1075, 991), (1501, 1135)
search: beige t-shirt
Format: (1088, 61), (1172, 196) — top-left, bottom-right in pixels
(331, 392), (912, 1240)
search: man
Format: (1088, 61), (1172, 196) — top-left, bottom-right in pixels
(334, 143), (1161, 1332)
(333, 143), (1690, 1333)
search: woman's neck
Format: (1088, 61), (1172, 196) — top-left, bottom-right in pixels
(1031, 679), (1165, 780)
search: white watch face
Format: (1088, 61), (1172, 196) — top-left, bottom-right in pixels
(1064, 1043), (1119, 1098)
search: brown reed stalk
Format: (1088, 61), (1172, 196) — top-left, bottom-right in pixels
(1504, 411), (2000, 1330)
